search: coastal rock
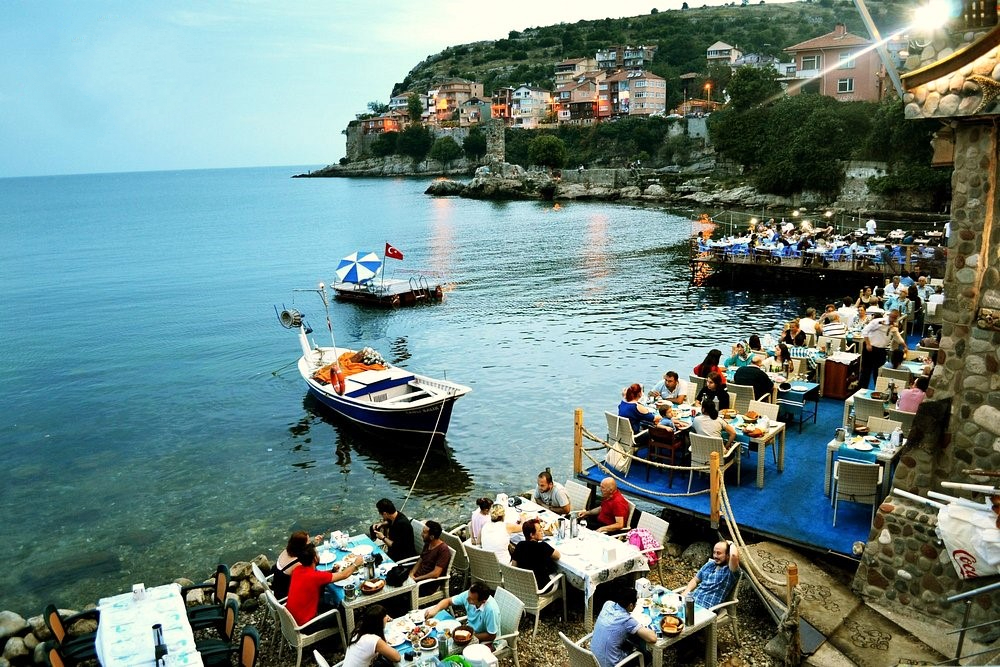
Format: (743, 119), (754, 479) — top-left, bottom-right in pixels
(230, 561), (252, 580)
(26, 616), (49, 641)
(2, 637), (27, 661)
(680, 541), (712, 566)
(424, 180), (466, 196)
(0, 612), (26, 641)
(184, 587), (207, 606)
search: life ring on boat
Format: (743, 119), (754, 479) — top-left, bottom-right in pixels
(331, 365), (346, 395)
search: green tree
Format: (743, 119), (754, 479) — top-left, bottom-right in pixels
(370, 131), (399, 157)
(367, 101), (389, 114)
(725, 66), (782, 112)
(463, 127), (487, 159)
(398, 125), (433, 162)
(429, 136), (463, 168)
(407, 94), (424, 124)
(528, 134), (567, 171)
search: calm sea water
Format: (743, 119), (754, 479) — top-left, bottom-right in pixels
(0, 167), (819, 615)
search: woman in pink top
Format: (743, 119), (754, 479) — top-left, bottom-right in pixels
(897, 376), (929, 412)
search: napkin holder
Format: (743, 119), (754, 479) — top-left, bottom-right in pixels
(602, 545), (617, 563)
(635, 577), (652, 599)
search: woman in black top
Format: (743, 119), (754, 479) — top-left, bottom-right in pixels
(694, 371), (730, 411)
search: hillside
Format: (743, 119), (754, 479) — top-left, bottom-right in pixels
(391, 0), (912, 107)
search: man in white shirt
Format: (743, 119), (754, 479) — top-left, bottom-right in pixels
(837, 297), (858, 327)
(799, 308), (819, 336)
(650, 371), (688, 405)
(860, 310), (901, 389)
(883, 276), (901, 299)
(866, 218), (877, 235)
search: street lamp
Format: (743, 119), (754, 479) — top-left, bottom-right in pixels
(704, 82), (712, 105)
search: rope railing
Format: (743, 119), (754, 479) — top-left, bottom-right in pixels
(577, 414), (793, 615)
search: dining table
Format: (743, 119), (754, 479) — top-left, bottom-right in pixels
(824, 434), (904, 498)
(96, 583), (203, 667)
(672, 405), (787, 489)
(509, 498), (650, 631)
(317, 534), (419, 637)
(630, 593), (718, 667)
(383, 609), (460, 666)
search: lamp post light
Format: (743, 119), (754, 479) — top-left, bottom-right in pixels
(704, 82), (712, 106)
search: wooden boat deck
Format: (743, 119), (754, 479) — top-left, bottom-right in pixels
(333, 278), (444, 307)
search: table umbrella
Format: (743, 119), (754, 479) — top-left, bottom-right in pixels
(336, 251), (382, 284)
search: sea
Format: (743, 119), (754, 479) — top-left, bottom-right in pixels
(0, 166), (824, 616)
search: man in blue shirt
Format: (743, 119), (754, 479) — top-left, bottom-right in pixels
(682, 540), (740, 609)
(423, 582), (499, 647)
(591, 586), (657, 667)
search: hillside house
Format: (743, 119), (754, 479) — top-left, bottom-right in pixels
(511, 85), (552, 128)
(430, 78), (485, 123)
(596, 45), (657, 71)
(782, 23), (884, 101)
(554, 57), (598, 87)
(706, 41), (743, 68)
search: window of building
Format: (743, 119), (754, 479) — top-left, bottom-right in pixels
(801, 55), (821, 70)
(838, 52), (856, 68)
(837, 78), (855, 93)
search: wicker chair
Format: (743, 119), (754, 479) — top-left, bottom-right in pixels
(498, 562), (567, 636)
(441, 528), (471, 591)
(617, 511), (670, 583)
(887, 408), (916, 434)
(853, 396), (887, 426)
(492, 587), (526, 667)
(266, 590), (345, 667)
(465, 543), (504, 589)
(710, 571), (743, 646)
(565, 479), (593, 513)
(867, 417), (901, 435)
(746, 400), (779, 464)
(832, 460), (883, 527)
(878, 367), (912, 384)
(559, 631), (644, 667)
(816, 336), (841, 353)
(873, 375), (893, 393)
(688, 432), (741, 492)
(250, 562), (278, 645)
(688, 375), (706, 403)
(727, 383), (756, 415)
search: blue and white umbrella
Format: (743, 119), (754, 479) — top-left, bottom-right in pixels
(336, 251), (382, 284)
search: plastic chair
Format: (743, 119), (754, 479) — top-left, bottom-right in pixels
(266, 590), (345, 667)
(832, 460), (883, 527)
(182, 564), (232, 631)
(42, 605), (99, 665)
(688, 432), (741, 492)
(559, 631), (645, 667)
(498, 562), (567, 636)
(688, 375), (706, 402)
(441, 528), (471, 591)
(249, 562), (279, 645)
(237, 627), (260, 667)
(565, 479), (592, 513)
(465, 543), (504, 589)
(42, 641), (67, 667)
(492, 587), (526, 667)
(817, 336), (841, 353)
(195, 598), (240, 666)
(887, 408), (916, 433)
(726, 383), (755, 415)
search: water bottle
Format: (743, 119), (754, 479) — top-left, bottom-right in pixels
(890, 426), (902, 449)
(684, 594), (696, 625)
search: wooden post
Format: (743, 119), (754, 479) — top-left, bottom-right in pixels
(574, 408), (583, 475)
(710, 451), (720, 528)
(786, 563), (799, 606)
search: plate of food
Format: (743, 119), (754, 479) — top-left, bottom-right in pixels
(791, 385), (810, 392)
(387, 618), (416, 636)
(660, 615), (685, 635)
(407, 627), (430, 643)
(720, 408), (738, 419)
(418, 636), (438, 652)
(657, 604), (679, 615)
(361, 579), (385, 594)
(386, 631), (406, 647)
(318, 551), (336, 565)
(852, 442), (873, 451)
(351, 544), (374, 557)
(452, 626), (475, 646)
(865, 436), (881, 444)
(870, 391), (888, 401)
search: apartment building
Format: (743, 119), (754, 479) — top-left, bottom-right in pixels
(782, 23), (883, 101)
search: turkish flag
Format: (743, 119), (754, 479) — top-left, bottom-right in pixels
(385, 243), (404, 260)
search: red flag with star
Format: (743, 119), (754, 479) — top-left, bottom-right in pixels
(385, 243), (404, 260)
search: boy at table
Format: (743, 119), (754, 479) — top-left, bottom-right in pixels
(286, 544), (362, 626)
(680, 540), (740, 610)
(423, 582), (500, 649)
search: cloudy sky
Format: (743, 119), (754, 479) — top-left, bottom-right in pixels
(1, 1), (749, 178)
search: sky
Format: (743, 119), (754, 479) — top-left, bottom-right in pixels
(0, 0), (727, 178)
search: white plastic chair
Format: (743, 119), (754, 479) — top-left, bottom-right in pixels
(266, 590), (345, 667)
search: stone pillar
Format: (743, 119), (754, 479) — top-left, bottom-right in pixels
(484, 119), (505, 168)
(853, 121), (1000, 634)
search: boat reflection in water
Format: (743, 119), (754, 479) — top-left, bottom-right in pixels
(294, 393), (474, 498)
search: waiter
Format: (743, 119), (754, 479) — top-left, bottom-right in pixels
(860, 309), (903, 389)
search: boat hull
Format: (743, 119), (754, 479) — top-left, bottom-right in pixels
(298, 351), (469, 439)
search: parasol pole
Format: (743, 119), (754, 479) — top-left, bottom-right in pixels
(381, 242), (387, 294)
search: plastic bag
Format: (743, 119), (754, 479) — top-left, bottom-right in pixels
(936, 504), (1000, 579)
(605, 442), (632, 475)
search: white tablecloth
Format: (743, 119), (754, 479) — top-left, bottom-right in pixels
(96, 583), (203, 667)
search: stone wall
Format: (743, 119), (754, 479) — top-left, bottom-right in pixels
(852, 121), (1000, 638)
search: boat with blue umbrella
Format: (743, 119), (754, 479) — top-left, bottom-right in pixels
(277, 283), (471, 440)
(332, 245), (446, 307)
